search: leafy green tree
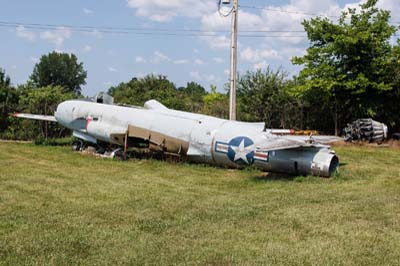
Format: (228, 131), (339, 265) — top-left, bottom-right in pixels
(292, 0), (398, 134)
(30, 51), (87, 95)
(109, 74), (184, 109)
(236, 68), (299, 128)
(202, 85), (229, 118)
(381, 39), (400, 130)
(178, 82), (207, 112)
(0, 68), (19, 133)
(16, 85), (75, 139)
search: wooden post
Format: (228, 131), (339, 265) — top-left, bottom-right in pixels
(124, 132), (128, 153)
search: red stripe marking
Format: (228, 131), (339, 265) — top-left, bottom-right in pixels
(254, 153), (268, 158)
(86, 117), (93, 129)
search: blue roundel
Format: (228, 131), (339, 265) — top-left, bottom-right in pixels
(227, 136), (255, 165)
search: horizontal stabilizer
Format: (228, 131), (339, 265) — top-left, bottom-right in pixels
(12, 113), (57, 122)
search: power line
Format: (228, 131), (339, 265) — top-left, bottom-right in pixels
(0, 21), (309, 38)
(239, 4), (400, 25)
(0, 20), (306, 33)
(239, 4), (340, 18)
(1, 21), (398, 38)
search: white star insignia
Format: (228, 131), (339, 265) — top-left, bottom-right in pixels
(231, 139), (254, 164)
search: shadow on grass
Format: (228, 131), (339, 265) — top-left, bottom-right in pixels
(250, 172), (295, 182)
(249, 171), (346, 183)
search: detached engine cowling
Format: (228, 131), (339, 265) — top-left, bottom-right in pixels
(311, 149), (339, 177)
(254, 147), (339, 177)
(343, 118), (388, 144)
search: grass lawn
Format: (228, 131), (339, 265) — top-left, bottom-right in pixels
(0, 142), (400, 265)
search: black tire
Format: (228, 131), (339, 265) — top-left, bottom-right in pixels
(71, 140), (82, 151)
(113, 149), (128, 161)
(96, 146), (106, 154)
(116, 152), (128, 161)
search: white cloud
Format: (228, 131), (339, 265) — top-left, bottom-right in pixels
(190, 71), (220, 82)
(83, 8), (94, 15)
(377, 0), (400, 22)
(194, 59), (205, 65)
(15, 26), (36, 42)
(173, 59), (189, 64)
(135, 72), (145, 78)
(213, 57), (224, 63)
(40, 27), (72, 47)
(108, 67), (118, 72)
(258, 0), (342, 35)
(135, 56), (146, 63)
(253, 61), (268, 70)
(127, 0), (216, 22)
(30, 57), (39, 63)
(224, 69), (230, 76)
(205, 74), (220, 83)
(200, 10), (263, 50)
(151, 51), (170, 63)
(85, 29), (103, 39)
(201, 10), (263, 32)
(83, 45), (92, 53)
(201, 35), (230, 49)
(240, 47), (281, 62)
(107, 50), (116, 56)
(190, 71), (201, 80)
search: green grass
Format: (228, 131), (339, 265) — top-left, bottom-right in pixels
(0, 142), (400, 266)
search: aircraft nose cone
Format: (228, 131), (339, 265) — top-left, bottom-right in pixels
(54, 102), (65, 121)
(54, 101), (74, 127)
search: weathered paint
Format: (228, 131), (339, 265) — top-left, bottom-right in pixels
(50, 99), (339, 177)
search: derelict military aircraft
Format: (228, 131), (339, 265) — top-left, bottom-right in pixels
(14, 93), (340, 177)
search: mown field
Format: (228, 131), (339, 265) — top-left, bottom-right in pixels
(0, 142), (399, 266)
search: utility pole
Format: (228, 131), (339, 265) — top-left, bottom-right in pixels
(229, 0), (238, 120)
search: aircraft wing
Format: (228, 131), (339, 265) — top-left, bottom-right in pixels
(256, 136), (319, 152)
(283, 135), (343, 144)
(256, 134), (342, 152)
(12, 113), (57, 122)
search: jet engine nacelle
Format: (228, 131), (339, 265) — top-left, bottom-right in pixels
(257, 148), (339, 177)
(310, 149), (339, 177)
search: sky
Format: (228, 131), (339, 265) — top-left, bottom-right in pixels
(0, 0), (399, 96)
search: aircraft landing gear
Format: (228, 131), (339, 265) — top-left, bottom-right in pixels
(111, 148), (128, 161)
(71, 140), (84, 151)
(96, 145), (106, 154)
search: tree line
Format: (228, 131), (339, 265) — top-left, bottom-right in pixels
(0, 0), (399, 140)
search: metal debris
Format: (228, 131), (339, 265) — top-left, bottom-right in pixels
(343, 118), (388, 143)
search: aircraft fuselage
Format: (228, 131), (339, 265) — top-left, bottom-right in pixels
(53, 100), (339, 177)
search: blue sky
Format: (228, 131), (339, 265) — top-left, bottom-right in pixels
(0, 0), (398, 96)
